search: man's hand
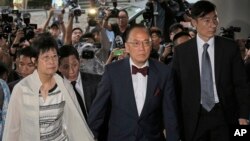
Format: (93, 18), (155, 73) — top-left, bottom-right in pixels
(48, 8), (55, 18)
(239, 118), (250, 125)
(13, 30), (24, 44)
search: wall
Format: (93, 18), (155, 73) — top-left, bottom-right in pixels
(210, 0), (250, 39)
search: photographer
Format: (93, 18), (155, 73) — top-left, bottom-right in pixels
(149, 0), (176, 42)
(0, 34), (12, 72)
(160, 23), (184, 64)
(10, 30), (31, 58)
(43, 8), (66, 48)
(64, 12), (83, 46)
(102, 9), (129, 49)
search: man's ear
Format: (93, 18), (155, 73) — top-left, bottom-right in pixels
(125, 43), (130, 54)
(191, 18), (197, 28)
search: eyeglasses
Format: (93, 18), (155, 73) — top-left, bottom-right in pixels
(126, 40), (152, 47)
(40, 55), (58, 62)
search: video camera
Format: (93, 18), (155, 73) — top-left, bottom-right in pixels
(0, 33), (8, 39)
(76, 41), (104, 75)
(87, 0), (119, 27)
(0, 8), (14, 33)
(143, 1), (154, 21)
(220, 26), (241, 40)
(75, 42), (101, 59)
(18, 12), (37, 40)
(66, 0), (85, 17)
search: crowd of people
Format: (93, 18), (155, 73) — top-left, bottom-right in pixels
(0, 0), (250, 141)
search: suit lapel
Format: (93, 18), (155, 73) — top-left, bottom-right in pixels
(139, 59), (158, 119)
(81, 73), (91, 112)
(188, 39), (202, 103)
(122, 58), (140, 118)
(214, 36), (223, 89)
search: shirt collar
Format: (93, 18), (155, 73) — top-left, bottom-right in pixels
(129, 58), (149, 69)
(64, 72), (81, 84)
(196, 34), (215, 48)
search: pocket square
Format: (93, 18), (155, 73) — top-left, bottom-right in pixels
(154, 88), (161, 96)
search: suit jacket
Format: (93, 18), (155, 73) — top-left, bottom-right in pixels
(3, 70), (94, 141)
(63, 72), (101, 118)
(172, 36), (250, 141)
(88, 58), (179, 141)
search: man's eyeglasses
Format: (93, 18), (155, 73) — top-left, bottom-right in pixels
(126, 41), (152, 47)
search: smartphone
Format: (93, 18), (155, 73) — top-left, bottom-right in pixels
(113, 49), (124, 56)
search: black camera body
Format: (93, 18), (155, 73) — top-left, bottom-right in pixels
(0, 33), (8, 39)
(87, 0), (119, 27)
(142, 1), (154, 26)
(109, 8), (119, 18)
(76, 42), (101, 59)
(23, 24), (37, 40)
(69, 7), (84, 17)
(0, 8), (14, 33)
(66, 0), (84, 17)
(220, 26), (241, 40)
(20, 12), (37, 40)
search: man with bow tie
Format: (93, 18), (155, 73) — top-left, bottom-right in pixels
(88, 24), (180, 141)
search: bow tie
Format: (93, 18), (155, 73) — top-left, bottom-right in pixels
(132, 65), (148, 76)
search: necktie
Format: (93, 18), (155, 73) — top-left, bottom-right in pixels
(201, 43), (215, 112)
(132, 65), (148, 76)
(71, 81), (88, 119)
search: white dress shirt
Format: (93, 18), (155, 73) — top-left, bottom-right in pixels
(129, 58), (149, 116)
(196, 34), (219, 103)
(64, 73), (88, 110)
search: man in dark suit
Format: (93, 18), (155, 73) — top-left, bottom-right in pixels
(88, 24), (179, 141)
(172, 1), (250, 141)
(58, 45), (101, 118)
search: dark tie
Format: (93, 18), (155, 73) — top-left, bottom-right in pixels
(71, 81), (88, 119)
(201, 43), (215, 112)
(132, 65), (148, 76)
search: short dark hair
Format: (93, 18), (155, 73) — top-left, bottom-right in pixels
(119, 9), (128, 17)
(72, 27), (83, 33)
(80, 33), (95, 42)
(191, 0), (216, 19)
(150, 27), (162, 37)
(59, 45), (80, 64)
(173, 31), (191, 43)
(0, 61), (8, 79)
(169, 23), (184, 34)
(125, 24), (149, 42)
(31, 32), (58, 58)
(16, 47), (37, 59)
(50, 21), (60, 29)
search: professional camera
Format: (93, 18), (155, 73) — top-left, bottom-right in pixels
(14, 11), (23, 29)
(21, 12), (37, 40)
(0, 33), (8, 39)
(75, 42), (104, 75)
(220, 26), (241, 40)
(0, 8), (14, 33)
(142, 1), (154, 21)
(76, 42), (101, 59)
(246, 35), (250, 49)
(66, 0), (84, 17)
